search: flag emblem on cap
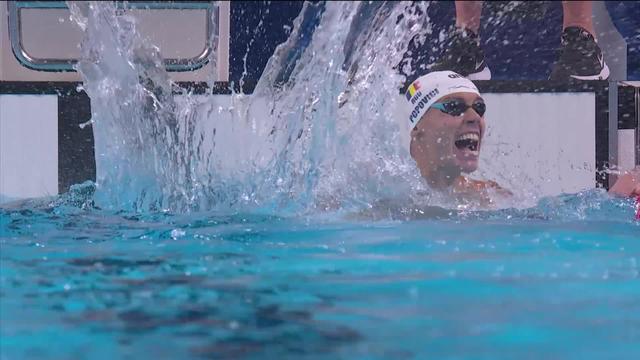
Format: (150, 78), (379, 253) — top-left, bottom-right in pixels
(405, 81), (421, 101)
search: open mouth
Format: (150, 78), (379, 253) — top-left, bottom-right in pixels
(454, 132), (480, 152)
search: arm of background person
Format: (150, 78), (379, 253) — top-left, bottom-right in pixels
(608, 167), (640, 197)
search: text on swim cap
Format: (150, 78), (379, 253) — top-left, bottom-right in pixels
(409, 88), (440, 124)
(410, 91), (422, 105)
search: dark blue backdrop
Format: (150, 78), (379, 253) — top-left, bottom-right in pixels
(606, 0), (640, 80)
(229, 1), (639, 90)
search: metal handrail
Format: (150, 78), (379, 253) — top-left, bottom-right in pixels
(7, 1), (217, 72)
(634, 87), (640, 166)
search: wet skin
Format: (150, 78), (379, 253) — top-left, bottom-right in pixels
(410, 92), (485, 190)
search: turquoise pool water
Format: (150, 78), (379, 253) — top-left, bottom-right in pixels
(2, 190), (639, 359)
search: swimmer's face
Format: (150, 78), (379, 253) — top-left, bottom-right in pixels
(410, 92), (486, 174)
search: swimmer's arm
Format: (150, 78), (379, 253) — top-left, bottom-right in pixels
(608, 167), (640, 197)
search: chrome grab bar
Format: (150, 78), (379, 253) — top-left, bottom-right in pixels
(7, 1), (217, 72)
(634, 86), (640, 166)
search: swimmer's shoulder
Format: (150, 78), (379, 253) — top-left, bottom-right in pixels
(457, 176), (513, 196)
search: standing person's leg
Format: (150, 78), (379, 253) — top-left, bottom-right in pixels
(427, 1), (490, 80)
(549, 1), (609, 80)
(562, 1), (595, 35)
(455, 1), (483, 35)
(397, 0), (489, 90)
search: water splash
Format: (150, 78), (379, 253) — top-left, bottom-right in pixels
(66, 1), (436, 214)
(68, 1), (218, 211)
(65, 1), (606, 217)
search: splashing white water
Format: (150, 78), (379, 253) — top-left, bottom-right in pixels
(68, 1), (517, 215)
(69, 1), (222, 211)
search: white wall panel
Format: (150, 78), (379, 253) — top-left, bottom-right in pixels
(0, 95), (58, 203)
(0, 92), (601, 203)
(477, 93), (596, 198)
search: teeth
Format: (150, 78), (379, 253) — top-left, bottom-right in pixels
(456, 133), (480, 142)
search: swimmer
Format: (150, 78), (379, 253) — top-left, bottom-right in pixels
(401, 71), (640, 205)
(400, 70), (510, 207)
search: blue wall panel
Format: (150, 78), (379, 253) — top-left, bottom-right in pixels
(606, 1), (640, 79)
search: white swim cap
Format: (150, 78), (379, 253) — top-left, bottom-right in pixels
(404, 71), (480, 130)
